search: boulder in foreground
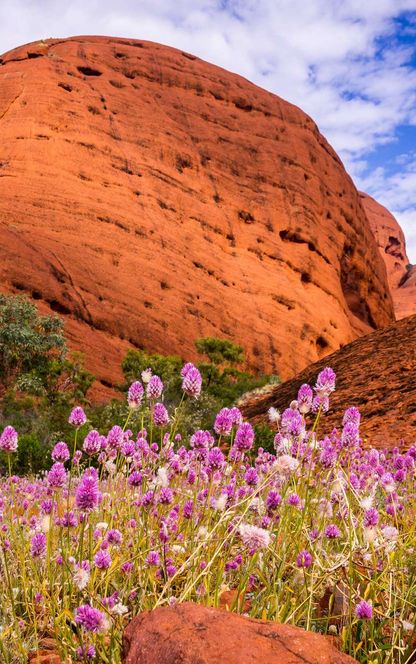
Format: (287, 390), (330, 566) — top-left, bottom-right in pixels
(122, 602), (358, 664)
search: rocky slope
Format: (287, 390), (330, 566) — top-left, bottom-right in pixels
(240, 314), (416, 447)
(360, 193), (416, 320)
(0, 36), (394, 398)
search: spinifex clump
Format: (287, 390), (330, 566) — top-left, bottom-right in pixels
(0, 364), (414, 663)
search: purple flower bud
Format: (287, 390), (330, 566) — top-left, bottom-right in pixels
(83, 430), (101, 456)
(207, 447), (225, 469)
(153, 402), (170, 427)
(30, 532), (46, 558)
(128, 470), (142, 487)
(364, 508), (379, 527)
(183, 500), (194, 519)
(281, 408), (304, 437)
(355, 600), (373, 620)
(296, 550), (313, 568)
(158, 488), (174, 505)
(68, 407), (87, 428)
(0, 426), (18, 453)
(315, 367), (336, 398)
(214, 408), (234, 435)
(266, 490), (282, 511)
(342, 407), (361, 427)
(324, 524), (341, 539)
(47, 462), (67, 489)
(75, 605), (108, 633)
(127, 381), (144, 408)
(106, 425), (124, 451)
(182, 365), (202, 398)
(75, 468), (101, 512)
(297, 384), (313, 414)
(146, 550), (160, 566)
(94, 549), (112, 570)
(234, 423), (254, 451)
(244, 467), (259, 486)
(51, 441), (70, 463)
(146, 375), (164, 399)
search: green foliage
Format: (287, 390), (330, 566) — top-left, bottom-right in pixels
(195, 336), (244, 366)
(119, 337), (275, 432)
(0, 294), (94, 473)
(122, 349), (183, 404)
(0, 294), (66, 392)
(253, 422), (276, 454)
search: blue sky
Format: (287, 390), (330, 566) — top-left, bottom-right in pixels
(0, 0), (415, 260)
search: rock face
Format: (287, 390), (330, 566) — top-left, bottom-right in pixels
(360, 192), (416, 320)
(240, 314), (416, 447)
(122, 602), (357, 664)
(0, 37), (394, 398)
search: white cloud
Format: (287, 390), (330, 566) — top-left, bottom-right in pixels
(0, 0), (415, 259)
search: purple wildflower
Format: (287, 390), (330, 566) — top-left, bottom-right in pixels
(75, 605), (108, 633)
(183, 500), (194, 519)
(324, 524), (341, 539)
(146, 375), (164, 399)
(342, 407), (361, 427)
(121, 439), (135, 457)
(207, 447), (225, 469)
(158, 487), (174, 505)
(281, 409), (304, 437)
(287, 492), (302, 508)
(342, 422), (360, 449)
(94, 549), (112, 570)
(214, 408), (234, 436)
(364, 508), (379, 527)
(230, 407), (243, 425)
(234, 423), (255, 451)
(146, 550), (160, 566)
(244, 467), (259, 486)
(51, 441), (70, 463)
(190, 430), (214, 452)
(76, 645), (96, 660)
(355, 600), (373, 620)
(297, 384), (313, 414)
(266, 490), (282, 511)
(83, 430), (101, 456)
(30, 532), (46, 558)
(68, 407), (87, 428)
(72, 450), (82, 466)
(0, 426), (18, 453)
(314, 367), (336, 398)
(106, 425), (124, 451)
(296, 550), (313, 568)
(47, 462), (67, 489)
(312, 395), (329, 413)
(127, 381), (144, 409)
(106, 529), (123, 545)
(153, 402), (170, 426)
(75, 468), (101, 512)
(128, 470), (142, 487)
(182, 365), (202, 398)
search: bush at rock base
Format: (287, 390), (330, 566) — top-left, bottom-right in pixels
(0, 363), (414, 663)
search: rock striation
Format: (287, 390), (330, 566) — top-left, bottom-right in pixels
(122, 602), (358, 664)
(0, 37), (394, 398)
(240, 314), (416, 447)
(360, 193), (415, 320)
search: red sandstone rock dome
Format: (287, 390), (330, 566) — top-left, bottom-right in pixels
(360, 192), (416, 321)
(0, 36), (395, 398)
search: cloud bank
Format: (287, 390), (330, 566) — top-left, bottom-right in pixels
(0, 0), (415, 259)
